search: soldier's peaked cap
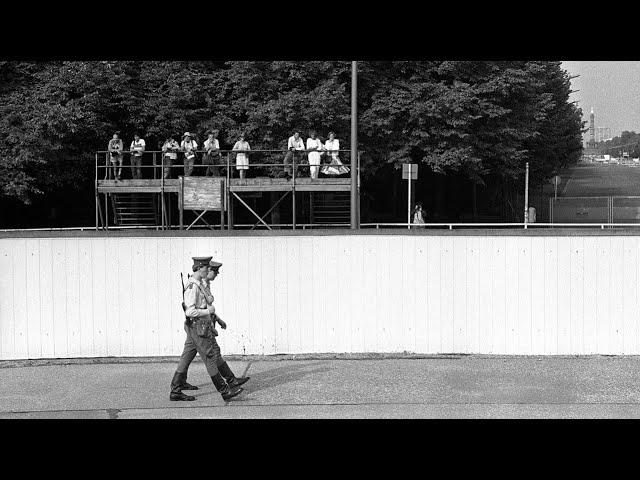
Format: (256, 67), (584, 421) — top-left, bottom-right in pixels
(192, 256), (212, 268)
(209, 260), (222, 269)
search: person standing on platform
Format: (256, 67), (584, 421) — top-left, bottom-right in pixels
(321, 131), (349, 176)
(283, 130), (305, 178)
(203, 130), (221, 177)
(129, 133), (146, 179)
(181, 132), (198, 176)
(202, 260), (250, 389)
(161, 135), (180, 179)
(306, 130), (323, 179)
(169, 256), (244, 402)
(232, 133), (250, 179)
(107, 131), (123, 180)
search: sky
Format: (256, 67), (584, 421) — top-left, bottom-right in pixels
(561, 61), (640, 143)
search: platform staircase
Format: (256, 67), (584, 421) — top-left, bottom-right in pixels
(111, 193), (159, 226)
(310, 192), (350, 225)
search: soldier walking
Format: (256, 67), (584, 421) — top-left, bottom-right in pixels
(169, 256), (245, 402)
(202, 259), (250, 389)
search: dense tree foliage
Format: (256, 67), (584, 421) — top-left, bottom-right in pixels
(0, 60), (583, 223)
(599, 131), (640, 158)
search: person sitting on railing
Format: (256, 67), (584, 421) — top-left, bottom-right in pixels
(321, 131), (349, 176)
(129, 133), (146, 179)
(232, 133), (250, 180)
(181, 132), (198, 176)
(161, 135), (180, 179)
(283, 130), (305, 178)
(203, 130), (221, 177)
(107, 131), (124, 180)
(306, 130), (323, 179)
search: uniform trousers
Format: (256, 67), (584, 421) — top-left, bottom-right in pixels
(172, 321), (223, 393)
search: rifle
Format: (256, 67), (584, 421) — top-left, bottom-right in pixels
(180, 272), (190, 325)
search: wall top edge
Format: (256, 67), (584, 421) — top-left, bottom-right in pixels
(1, 228), (640, 239)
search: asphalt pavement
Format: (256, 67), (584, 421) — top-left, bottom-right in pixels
(2, 355), (640, 419)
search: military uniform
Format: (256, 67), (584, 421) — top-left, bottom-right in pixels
(169, 256), (244, 402)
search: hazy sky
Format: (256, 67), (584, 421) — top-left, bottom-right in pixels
(562, 61), (640, 142)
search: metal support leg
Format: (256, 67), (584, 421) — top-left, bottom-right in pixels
(251, 191), (290, 230)
(232, 192), (272, 230)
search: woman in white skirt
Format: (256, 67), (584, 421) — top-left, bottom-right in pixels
(232, 133), (250, 179)
(306, 130), (323, 179)
(321, 131), (349, 176)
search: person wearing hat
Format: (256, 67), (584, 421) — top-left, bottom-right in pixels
(232, 133), (250, 179)
(107, 131), (124, 180)
(203, 130), (221, 177)
(161, 135), (180, 179)
(169, 256), (244, 402)
(129, 133), (146, 179)
(180, 132), (199, 176)
(202, 259), (250, 389)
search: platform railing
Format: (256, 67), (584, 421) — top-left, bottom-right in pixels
(96, 149), (356, 181)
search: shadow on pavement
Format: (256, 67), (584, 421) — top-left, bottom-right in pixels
(243, 361), (331, 395)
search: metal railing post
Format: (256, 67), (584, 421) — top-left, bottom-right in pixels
(292, 153), (296, 230)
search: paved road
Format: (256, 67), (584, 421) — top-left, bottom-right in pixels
(2, 356), (640, 418)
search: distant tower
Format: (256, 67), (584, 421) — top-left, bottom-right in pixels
(588, 107), (596, 147)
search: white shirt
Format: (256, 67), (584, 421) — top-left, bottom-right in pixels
(288, 136), (305, 150)
(204, 138), (220, 153)
(325, 138), (339, 153)
(162, 140), (179, 160)
(306, 138), (322, 151)
(181, 139), (198, 157)
(130, 139), (145, 156)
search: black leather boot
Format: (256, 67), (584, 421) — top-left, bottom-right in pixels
(179, 372), (199, 391)
(218, 361), (250, 388)
(170, 372), (196, 401)
(211, 373), (243, 401)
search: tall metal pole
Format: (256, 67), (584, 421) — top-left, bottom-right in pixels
(524, 162), (529, 229)
(350, 61), (359, 229)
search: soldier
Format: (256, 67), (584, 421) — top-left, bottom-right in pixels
(203, 259), (250, 389)
(169, 256), (244, 402)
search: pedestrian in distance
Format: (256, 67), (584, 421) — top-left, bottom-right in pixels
(181, 132), (198, 176)
(306, 130), (323, 179)
(169, 256), (244, 402)
(129, 133), (146, 179)
(161, 135), (180, 179)
(232, 133), (250, 179)
(412, 201), (427, 228)
(107, 131), (124, 180)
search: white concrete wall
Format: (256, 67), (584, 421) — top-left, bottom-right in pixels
(0, 233), (638, 360)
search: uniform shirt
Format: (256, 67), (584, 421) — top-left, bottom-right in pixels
(181, 139), (198, 157)
(162, 140), (179, 160)
(288, 136), (305, 151)
(130, 138), (145, 156)
(108, 138), (123, 155)
(184, 278), (212, 318)
(204, 138), (220, 154)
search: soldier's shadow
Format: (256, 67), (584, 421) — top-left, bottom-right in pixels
(192, 361), (331, 399)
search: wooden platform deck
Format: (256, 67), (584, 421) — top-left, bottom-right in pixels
(229, 177), (351, 192)
(97, 177), (352, 193)
(97, 179), (180, 193)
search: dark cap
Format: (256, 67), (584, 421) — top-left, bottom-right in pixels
(192, 256), (213, 268)
(209, 260), (222, 270)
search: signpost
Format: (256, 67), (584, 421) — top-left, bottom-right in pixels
(402, 163), (418, 229)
